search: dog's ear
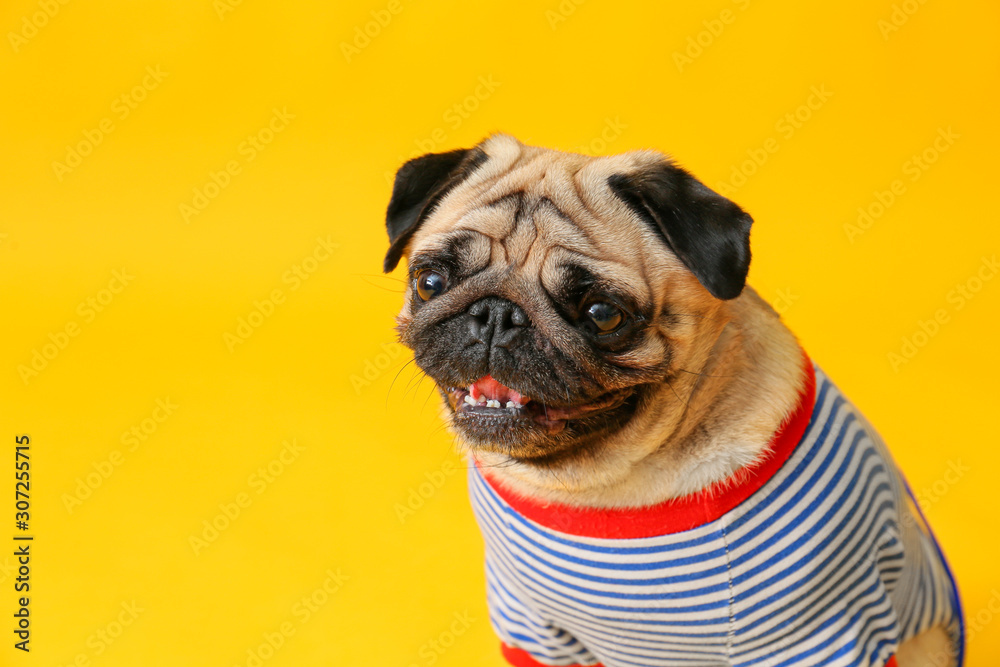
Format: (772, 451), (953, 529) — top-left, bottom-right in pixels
(608, 162), (753, 300)
(383, 147), (488, 273)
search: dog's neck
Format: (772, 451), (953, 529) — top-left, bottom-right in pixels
(469, 287), (807, 509)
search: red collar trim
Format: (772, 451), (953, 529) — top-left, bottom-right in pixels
(502, 646), (895, 667)
(477, 354), (816, 539)
(501, 643), (604, 667)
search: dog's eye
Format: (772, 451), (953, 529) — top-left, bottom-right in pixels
(415, 269), (448, 301)
(583, 302), (624, 334)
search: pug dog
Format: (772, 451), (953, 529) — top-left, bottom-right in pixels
(383, 134), (964, 667)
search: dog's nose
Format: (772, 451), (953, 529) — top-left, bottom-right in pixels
(467, 297), (529, 345)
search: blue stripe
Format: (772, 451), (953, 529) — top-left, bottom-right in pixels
(730, 425), (879, 585)
(480, 511), (735, 630)
(726, 390), (847, 542)
(731, 511), (896, 656)
(485, 555), (732, 641)
(474, 375), (844, 566)
(898, 470), (964, 665)
(476, 478), (734, 573)
(474, 479), (736, 593)
(482, 556), (732, 633)
(471, 367), (961, 666)
(731, 497), (896, 645)
(756, 578), (894, 667)
(473, 376), (836, 559)
(734, 467), (892, 601)
(478, 474), (733, 555)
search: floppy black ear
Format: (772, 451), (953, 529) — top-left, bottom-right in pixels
(608, 162), (753, 300)
(383, 147), (488, 273)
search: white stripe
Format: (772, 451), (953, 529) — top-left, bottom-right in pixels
(469, 367), (960, 666)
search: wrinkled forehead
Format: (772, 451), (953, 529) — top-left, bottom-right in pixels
(408, 136), (688, 305)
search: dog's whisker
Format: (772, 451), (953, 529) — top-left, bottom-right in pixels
(356, 274), (407, 293)
(410, 375), (434, 405)
(662, 313), (728, 326)
(357, 272), (406, 283)
(386, 357), (418, 408)
(675, 368), (736, 379)
(663, 376), (691, 410)
(425, 420), (452, 440)
(421, 379), (439, 410)
(544, 464), (571, 493)
(403, 365), (427, 401)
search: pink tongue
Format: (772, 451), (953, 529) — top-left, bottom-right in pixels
(469, 376), (528, 405)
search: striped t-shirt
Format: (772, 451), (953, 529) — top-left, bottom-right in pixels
(469, 360), (964, 667)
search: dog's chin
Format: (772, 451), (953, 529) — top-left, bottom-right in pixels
(438, 380), (643, 464)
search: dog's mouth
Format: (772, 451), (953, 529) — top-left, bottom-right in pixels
(443, 375), (632, 435)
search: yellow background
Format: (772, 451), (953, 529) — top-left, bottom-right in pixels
(1, 0), (998, 664)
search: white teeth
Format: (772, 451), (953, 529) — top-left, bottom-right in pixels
(465, 393), (522, 410)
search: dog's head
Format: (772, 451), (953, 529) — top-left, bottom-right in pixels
(383, 134), (753, 470)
